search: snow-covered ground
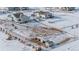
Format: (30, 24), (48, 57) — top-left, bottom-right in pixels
(0, 31), (32, 51)
(52, 39), (79, 51)
(0, 7), (79, 51)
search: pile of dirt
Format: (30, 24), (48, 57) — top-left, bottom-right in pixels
(32, 27), (62, 36)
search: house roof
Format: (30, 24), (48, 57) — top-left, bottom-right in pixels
(34, 11), (51, 15)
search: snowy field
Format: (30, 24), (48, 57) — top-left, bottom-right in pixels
(0, 7), (79, 51)
(52, 39), (79, 51)
(0, 31), (32, 51)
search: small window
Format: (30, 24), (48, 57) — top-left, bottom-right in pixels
(18, 38), (20, 41)
(43, 41), (45, 43)
(18, 19), (21, 21)
(35, 38), (37, 40)
(12, 24), (14, 26)
(15, 26), (17, 29)
(15, 37), (17, 39)
(38, 39), (40, 41)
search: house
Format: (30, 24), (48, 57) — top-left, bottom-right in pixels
(59, 7), (75, 11)
(0, 7), (8, 14)
(45, 7), (75, 11)
(21, 7), (29, 10)
(31, 11), (53, 19)
(7, 12), (31, 23)
(8, 7), (20, 11)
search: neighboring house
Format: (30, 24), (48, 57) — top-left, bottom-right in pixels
(8, 7), (30, 11)
(8, 7), (20, 11)
(21, 7), (29, 10)
(59, 7), (75, 11)
(7, 12), (31, 23)
(45, 7), (75, 11)
(0, 7), (8, 14)
(31, 11), (53, 19)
